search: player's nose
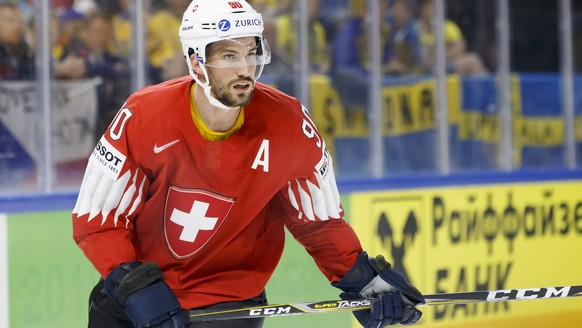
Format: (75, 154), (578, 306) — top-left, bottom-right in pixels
(235, 62), (254, 77)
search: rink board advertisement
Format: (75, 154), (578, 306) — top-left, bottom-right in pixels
(350, 180), (582, 328)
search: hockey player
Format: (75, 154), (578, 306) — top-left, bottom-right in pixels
(72, 1), (425, 327)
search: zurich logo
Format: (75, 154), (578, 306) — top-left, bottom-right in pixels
(218, 19), (231, 31)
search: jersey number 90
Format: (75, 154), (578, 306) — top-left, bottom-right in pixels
(301, 105), (321, 148)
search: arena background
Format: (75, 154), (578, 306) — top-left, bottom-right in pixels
(1, 0), (582, 327)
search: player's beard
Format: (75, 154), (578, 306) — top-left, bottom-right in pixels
(209, 74), (255, 108)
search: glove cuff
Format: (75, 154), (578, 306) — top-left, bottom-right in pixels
(124, 282), (183, 327)
(104, 261), (164, 309)
(103, 262), (184, 328)
(332, 252), (375, 293)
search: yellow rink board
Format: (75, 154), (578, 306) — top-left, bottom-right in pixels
(350, 180), (582, 327)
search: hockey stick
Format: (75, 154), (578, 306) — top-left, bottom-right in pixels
(187, 285), (582, 322)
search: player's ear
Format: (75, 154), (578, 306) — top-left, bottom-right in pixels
(184, 47), (201, 74)
(189, 53), (203, 75)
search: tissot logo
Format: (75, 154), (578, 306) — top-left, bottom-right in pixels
(95, 141), (123, 166)
(89, 136), (126, 180)
(164, 187), (235, 259)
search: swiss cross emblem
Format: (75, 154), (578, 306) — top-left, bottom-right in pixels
(164, 186), (235, 259)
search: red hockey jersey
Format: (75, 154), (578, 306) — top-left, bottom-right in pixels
(72, 76), (362, 309)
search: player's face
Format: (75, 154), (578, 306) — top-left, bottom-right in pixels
(204, 37), (258, 107)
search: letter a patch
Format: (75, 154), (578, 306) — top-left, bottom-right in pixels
(251, 139), (269, 172)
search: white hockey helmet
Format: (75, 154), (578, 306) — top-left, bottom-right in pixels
(179, 0), (271, 109)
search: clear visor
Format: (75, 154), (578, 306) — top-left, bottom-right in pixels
(203, 36), (271, 69)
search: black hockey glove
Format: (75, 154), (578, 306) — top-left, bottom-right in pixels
(103, 261), (184, 328)
(332, 252), (425, 327)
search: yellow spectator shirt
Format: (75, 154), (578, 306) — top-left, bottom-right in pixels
(276, 14), (328, 71)
(419, 19), (463, 48)
(148, 11), (183, 68)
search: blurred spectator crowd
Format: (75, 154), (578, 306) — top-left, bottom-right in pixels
(0, 0), (491, 135)
(0, 0), (196, 136)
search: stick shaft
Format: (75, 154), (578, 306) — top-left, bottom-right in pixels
(187, 285), (582, 322)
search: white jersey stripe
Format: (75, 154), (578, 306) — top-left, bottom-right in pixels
(82, 167), (107, 221)
(328, 165), (341, 207)
(73, 163), (93, 214)
(124, 175), (147, 228)
(102, 170), (131, 226)
(287, 182), (302, 220)
(74, 157), (148, 230)
(73, 172), (87, 214)
(105, 170), (132, 227)
(306, 180), (329, 221)
(297, 180), (315, 221)
(323, 182), (342, 219)
(90, 175), (114, 224)
(287, 172), (343, 221)
(75, 164), (104, 217)
(320, 166), (342, 219)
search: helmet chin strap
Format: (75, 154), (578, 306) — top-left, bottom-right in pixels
(190, 64), (239, 111)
